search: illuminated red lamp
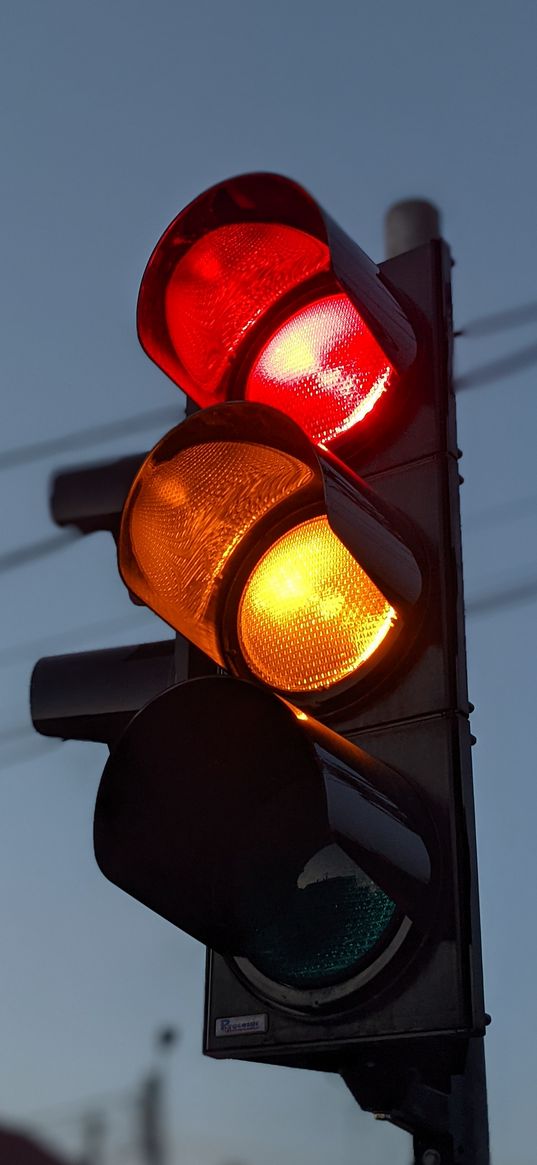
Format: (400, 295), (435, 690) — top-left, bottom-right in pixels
(137, 173), (417, 451)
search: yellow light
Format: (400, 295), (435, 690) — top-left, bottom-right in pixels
(238, 516), (396, 692)
(120, 438), (313, 663)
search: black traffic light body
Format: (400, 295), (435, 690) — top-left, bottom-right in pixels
(30, 174), (486, 1153)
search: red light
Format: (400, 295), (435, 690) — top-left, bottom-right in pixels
(245, 294), (394, 447)
(164, 223), (329, 405)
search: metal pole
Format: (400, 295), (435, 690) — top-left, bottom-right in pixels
(139, 1028), (179, 1165)
(80, 1111), (106, 1165)
(384, 199), (441, 258)
(139, 1072), (167, 1165)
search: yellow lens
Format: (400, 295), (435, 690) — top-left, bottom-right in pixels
(238, 516), (396, 692)
(121, 440), (313, 663)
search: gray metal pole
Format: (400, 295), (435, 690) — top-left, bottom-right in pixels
(384, 199), (441, 258)
(139, 1028), (179, 1165)
(139, 1072), (167, 1165)
(80, 1111), (106, 1165)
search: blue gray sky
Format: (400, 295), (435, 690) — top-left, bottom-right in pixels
(1, 3), (537, 1163)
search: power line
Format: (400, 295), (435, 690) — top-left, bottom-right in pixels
(455, 339), (537, 391)
(0, 574), (533, 771)
(0, 328), (534, 477)
(0, 612), (166, 667)
(2, 489), (535, 584)
(0, 404), (182, 472)
(0, 296), (535, 476)
(0, 567), (535, 685)
(458, 299), (537, 338)
(0, 531), (79, 573)
(0, 575), (535, 748)
(466, 574), (537, 616)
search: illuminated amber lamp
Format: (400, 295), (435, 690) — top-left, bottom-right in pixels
(119, 402), (422, 706)
(137, 173), (417, 451)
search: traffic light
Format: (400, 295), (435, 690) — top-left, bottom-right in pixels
(117, 399), (422, 709)
(31, 173), (486, 1154)
(136, 173), (417, 454)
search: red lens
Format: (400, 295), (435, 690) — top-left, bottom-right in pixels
(245, 294), (394, 447)
(164, 223), (329, 404)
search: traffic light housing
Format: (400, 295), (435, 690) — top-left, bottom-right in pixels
(31, 173), (485, 1149)
(117, 399), (422, 710)
(136, 172), (417, 454)
(94, 675), (435, 992)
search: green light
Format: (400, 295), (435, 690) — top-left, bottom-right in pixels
(243, 844), (397, 989)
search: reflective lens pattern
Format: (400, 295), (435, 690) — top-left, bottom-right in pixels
(165, 223), (329, 399)
(244, 843), (397, 989)
(238, 515), (396, 691)
(246, 293), (394, 446)
(121, 440), (313, 663)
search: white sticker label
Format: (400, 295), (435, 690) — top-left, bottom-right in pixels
(215, 1013), (268, 1037)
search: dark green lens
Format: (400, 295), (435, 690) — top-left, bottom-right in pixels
(243, 844), (397, 989)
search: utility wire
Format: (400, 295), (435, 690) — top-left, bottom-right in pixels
(0, 349), (532, 472)
(0, 530), (80, 573)
(465, 574), (537, 616)
(0, 574), (534, 770)
(0, 404), (181, 472)
(458, 299), (537, 338)
(3, 489), (535, 583)
(1, 568), (536, 750)
(0, 300), (536, 475)
(0, 612), (166, 666)
(0, 567), (535, 683)
(455, 339), (537, 391)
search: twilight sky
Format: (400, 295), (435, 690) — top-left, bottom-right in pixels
(1, 3), (537, 1163)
